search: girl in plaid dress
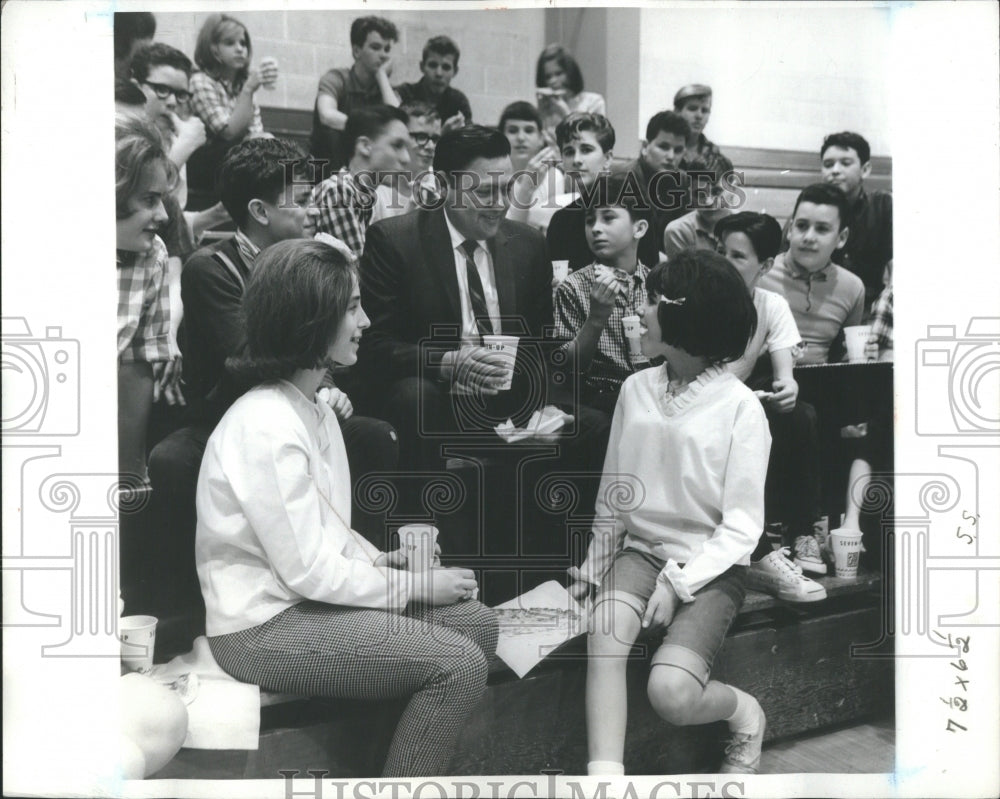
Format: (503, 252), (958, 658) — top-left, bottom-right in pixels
(195, 239), (497, 776)
(186, 14), (277, 208)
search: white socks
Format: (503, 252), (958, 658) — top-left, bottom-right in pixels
(725, 685), (761, 734)
(588, 760), (625, 776)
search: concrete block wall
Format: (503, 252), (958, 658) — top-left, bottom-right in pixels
(154, 9), (546, 127)
(637, 6), (892, 156)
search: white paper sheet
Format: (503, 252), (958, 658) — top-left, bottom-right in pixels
(494, 581), (586, 678)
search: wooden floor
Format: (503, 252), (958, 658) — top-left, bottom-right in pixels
(760, 716), (894, 773)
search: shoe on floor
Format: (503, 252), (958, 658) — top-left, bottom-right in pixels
(720, 697), (767, 774)
(747, 548), (827, 602)
(794, 534), (827, 575)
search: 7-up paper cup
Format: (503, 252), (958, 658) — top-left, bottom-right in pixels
(120, 615), (158, 674)
(830, 528), (864, 577)
(482, 335), (518, 390)
(621, 315), (648, 366)
(399, 524), (439, 572)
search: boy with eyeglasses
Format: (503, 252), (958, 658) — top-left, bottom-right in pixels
(129, 44), (206, 208)
(372, 102), (443, 222)
(395, 35), (472, 132)
(124, 46), (230, 247)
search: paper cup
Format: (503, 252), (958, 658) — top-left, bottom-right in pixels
(552, 260), (569, 284)
(259, 56), (278, 89)
(830, 528), (864, 577)
(482, 334), (518, 390)
(844, 325), (873, 363)
(399, 524), (439, 572)
(621, 315), (648, 366)
(120, 615), (158, 674)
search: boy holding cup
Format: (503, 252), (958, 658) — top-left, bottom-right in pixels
(553, 175), (654, 418)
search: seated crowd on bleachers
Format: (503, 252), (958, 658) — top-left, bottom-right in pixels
(114, 10), (893, 779)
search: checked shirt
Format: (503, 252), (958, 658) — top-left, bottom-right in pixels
(553, 261), (651, 394)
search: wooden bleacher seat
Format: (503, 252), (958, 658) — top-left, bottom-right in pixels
(155, 568), (892, 779)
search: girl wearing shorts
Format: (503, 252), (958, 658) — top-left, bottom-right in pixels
(569, 249), (772, 774)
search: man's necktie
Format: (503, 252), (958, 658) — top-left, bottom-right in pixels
(460, 239), (496, 340)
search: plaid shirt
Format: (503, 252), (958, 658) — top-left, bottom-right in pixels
(553, 261), (651, 393)
(189, 71), (264, 138)
(869, 286), (893, 352)
(310, 168), (376, 259)
(117, 235), (175, 364)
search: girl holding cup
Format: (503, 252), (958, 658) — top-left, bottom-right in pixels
(187, 14), (277, 206)
(195, 240), (496, 777)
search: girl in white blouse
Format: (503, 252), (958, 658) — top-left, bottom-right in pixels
(196, 239), (497, 776)
(568, 250), (772, 775)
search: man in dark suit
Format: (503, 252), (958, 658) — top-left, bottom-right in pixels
(358, 125), (567, 473)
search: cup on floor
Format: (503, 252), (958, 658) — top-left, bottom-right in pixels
(120, 615), (158, 674)
(830, 528), (864, 577)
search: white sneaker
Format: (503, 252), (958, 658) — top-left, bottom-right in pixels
(720, 696), (767, 774)
(747, 549), (827, 602)
(794, 534), (828, 575)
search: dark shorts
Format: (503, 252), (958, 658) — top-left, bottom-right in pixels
(596, 548), (746, 686)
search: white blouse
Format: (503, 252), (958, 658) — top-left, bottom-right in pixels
(579, 365), (772, 601)
(195, 380), (408, 636)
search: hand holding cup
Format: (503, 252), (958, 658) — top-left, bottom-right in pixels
(259, 57), (279, 89)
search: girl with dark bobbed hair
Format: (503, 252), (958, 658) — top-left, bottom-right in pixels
(195, 239), (497, 777)
(568, 249), (773, 775)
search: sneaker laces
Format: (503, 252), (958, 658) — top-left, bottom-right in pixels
(723, 731), (754, 760)
(770, 547), (804, 576)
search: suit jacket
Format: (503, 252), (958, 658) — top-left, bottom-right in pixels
(358, 208), (559, 418)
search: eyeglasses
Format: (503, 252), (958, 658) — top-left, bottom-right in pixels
(410, 132), (441, 147)
(143, 81), (192, 103)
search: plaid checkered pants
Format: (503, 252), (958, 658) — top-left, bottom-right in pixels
(209, 600), (498, 776)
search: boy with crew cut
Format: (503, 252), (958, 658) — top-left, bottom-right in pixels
(547, 113), (661, 272)
(759, 183), (864, 366)
(371, 102), (443, 222)
(553, 175), (654, 418)
(818, 131), (892, 313)
(311, 16), (401, 175)
(612, 110), (693, 259)
(395, 35), (472, 132)
(311, 104), (411, 259)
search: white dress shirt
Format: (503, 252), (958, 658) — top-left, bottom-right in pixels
(443, 209), (502, 341)
(579, 364), (772, 600)
(195, 380), (408, 636)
